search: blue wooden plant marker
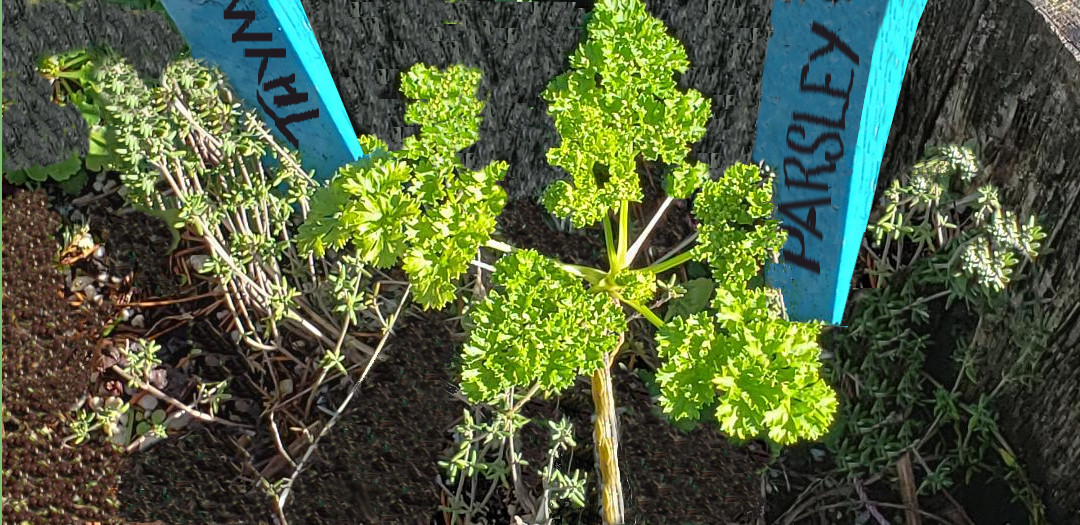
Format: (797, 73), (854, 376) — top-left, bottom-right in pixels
(755, 0), (928, 325)
(160, 0), (363, 182)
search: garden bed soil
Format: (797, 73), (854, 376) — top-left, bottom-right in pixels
(106, 178), (769, 524)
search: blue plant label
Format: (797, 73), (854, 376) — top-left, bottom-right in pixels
(755, 0), (928, 325)
(160, 0), (363, 181)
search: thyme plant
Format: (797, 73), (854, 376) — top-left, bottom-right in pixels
(300, 1), (837, 522)
(820, 144), (1048, 522)
(91, 56), (374, 360)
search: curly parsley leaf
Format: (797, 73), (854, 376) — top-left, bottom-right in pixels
(540, 0), (711, 228)
(460, 249), (626, 404)
(297, 64), (506, 310)
(655, 288), (837, 445)
(691, 162), (786, 289)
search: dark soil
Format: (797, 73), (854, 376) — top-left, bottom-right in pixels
(107, 179), (768, 524)
(121, 428), (272, 525)
(280, 311), (767, 525)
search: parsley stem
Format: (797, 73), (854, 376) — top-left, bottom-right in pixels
(620, 297), (665, 328)
(560, 263), (607, 285)
(639, 248), (696, 275)
(602, 211), (617, 267)
(475, 249), (606, 285)
(615, 200), (630, 270)
(484, 239), (515, 253)
(625, 195), (673, 267)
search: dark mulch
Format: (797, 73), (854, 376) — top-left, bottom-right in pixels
(121, 428), (272, 525)
(2, 189), (127, 524)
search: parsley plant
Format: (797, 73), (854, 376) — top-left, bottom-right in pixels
(298, 2), (838, 522)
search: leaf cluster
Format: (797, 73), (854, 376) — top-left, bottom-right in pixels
(3, 47), (118, 193)
(94, 55), (311, 248)
(869, 144), (1045, 305)
(691, 163), (786, 289)
(637, 161), (833, 446)
(540, 0), (711, 227)
(298, 64), (507, 310)
(655, 287), (835, 445)
(460, 249), (626, 403)
(456, 0), (836, 450)
(438, 401), (586, 523)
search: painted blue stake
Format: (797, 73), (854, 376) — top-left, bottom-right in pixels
(160, 0), (363, 182)
(754, 0), (928, 325)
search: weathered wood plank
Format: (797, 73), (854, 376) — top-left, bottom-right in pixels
(1029, 0), (1080, 62)
(880, 0), (1080, 520)
(1, 0), (185, 171)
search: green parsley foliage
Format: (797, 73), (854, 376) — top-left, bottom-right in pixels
(442, 1), (838, 520)
(540, 0), (711, 228)
(297, 147), (418, 267)
(691, 163), (786, 289)
(655, 287), (837, 445)
(634, 161), (836, 446)
(459, 249), (626, 404)
(297, 64), (508, 310)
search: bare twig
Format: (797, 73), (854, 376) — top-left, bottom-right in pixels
(109, 365), (252, 429)
(271, 284), (412, 520)
(895, 452), (922, 525)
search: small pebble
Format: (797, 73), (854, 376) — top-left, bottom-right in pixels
(97, 272), (109, 282)
(137, 395), (158, 411)
(94, 245), (106, 259)
(149, 368), (168, 390)
(108, 425), (127, 445)
(71, 276), (95, 291)
(111, 275), (123, 284)
(92, 294), (104, 305)
(131, 314), (145, 328)
(189, 254), (210, 272)
(117, 186), (130, 198)
(103, 179), (117, 192)
(82, 284), (97, 296)
(119, 308), (133, 322)
(93, 179), (104, 192)
(76, 233), (95, 251)
(166, 412), (194, 431)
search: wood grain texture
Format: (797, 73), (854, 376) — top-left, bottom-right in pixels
(1, 0), (185, 170)
(1029, 0), (1080, 61)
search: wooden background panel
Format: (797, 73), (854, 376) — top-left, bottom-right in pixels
(3, 0), (1079, 519)
(1, 0), (185, 171)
